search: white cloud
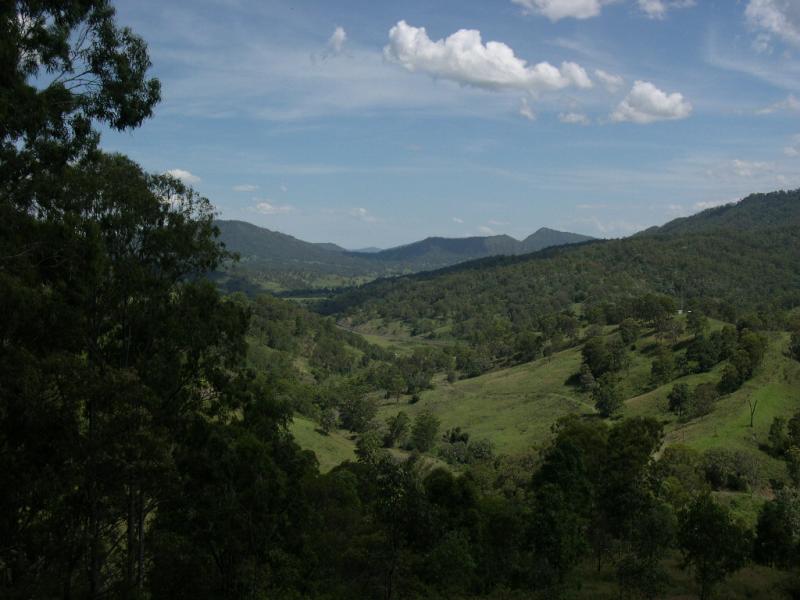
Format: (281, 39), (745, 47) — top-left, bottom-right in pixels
(559, 111), (591, 124)
(579, 216), (644, 236)
(519, 98), (537, 120)
(512, 0), (619, 21)
(746, 0), (800, 48)
(233, 184), (258, 192)
(328, 26), (347, 54)
(488, 219), (510, 226)
(384, 21), (593, 93)
(594, 69), (624, 93)
(731, 159), (772, 178)
(452, 217), (464, 224)
(611, 80), (692, 124)
(638, 0), (666, 18)
(637, 0), (695, 20)
(757, 94), (800, 114)
(478, 225), (497, 235)
(165, 169), (201, 184)
(254, 201), (293, 215)
(350, 207), (379, 223)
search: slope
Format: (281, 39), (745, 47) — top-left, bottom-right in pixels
(324, 196), (800, 341)
(640, 189), (800, 235)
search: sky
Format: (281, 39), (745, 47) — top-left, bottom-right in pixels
(101, 0), (800, 249)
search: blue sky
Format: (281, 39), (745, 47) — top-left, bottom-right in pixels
(102, 0), (800, 248)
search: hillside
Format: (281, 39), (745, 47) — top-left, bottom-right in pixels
(323, 192), (800, 350)
(213, 219), (593, 292)
(216, 220), (348, 260)
(641, 189), (800, 235)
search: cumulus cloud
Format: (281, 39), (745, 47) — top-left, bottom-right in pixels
(511, 0), (618, 21)
(254, 201), (293, 215)
(746, 0), (800, 48)
(559, 111), (591, 124)
(165, 169), (201, 184)
(637, 0), (695, 19)
(384, 21), (593, 93)
(233, 184), (258, 192)
(452, 217), (464, 224)
(757, 94), (800, 114)
(478, 225), (497, 235)
(594, 69), (624, 93)
(519, 98), (537, 120)
(328, 26), (347, 53)
(611, 80), (692, 124)
(350, 207), (378, 223)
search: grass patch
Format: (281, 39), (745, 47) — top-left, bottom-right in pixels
(377, 345), (593, 456)
(289, 416), (356, 473)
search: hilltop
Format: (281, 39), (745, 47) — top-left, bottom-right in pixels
(641, 189), (800, 235)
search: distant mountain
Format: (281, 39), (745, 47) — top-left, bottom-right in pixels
(350, 247), (383, 254)
(521, 227), (594, 252)
(367, 234), (520, 267)
(368, 229), (593, 268)
(215, 220), (347, 263)
(640, 189), (800, 236)
(212, 219), (594, 293)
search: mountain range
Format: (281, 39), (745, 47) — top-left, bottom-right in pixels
(323, 189), (800, 326)
(213, 220), (593, 292)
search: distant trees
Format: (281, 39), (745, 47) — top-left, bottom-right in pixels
(790, 330), (800, 362)
(678, 494), (751, 600)
(593, 374), (624, 418)
(755, 488), (800, 569)
(581, 335), (628, 383)
(339, 395), (378, 433)
(384, 412), (411, 448)
(687, 311), (709, 338)
(412, 409), (441, 452)
(619, 318), (641, 345)
(651, 348), (676, 386)
(668, 383), (691, 419)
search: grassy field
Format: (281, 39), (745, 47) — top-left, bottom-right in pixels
(289, 416), (356, 473)
(292, 322), (800, 493)
(377, 346), (592, 455)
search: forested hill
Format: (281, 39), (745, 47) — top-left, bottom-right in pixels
(213, 218), (593, 291)
(216, 220), (348, 262)
(640, 189), (800, 235)
(362, 234), (520, 264)
(323, 191), (800, 341)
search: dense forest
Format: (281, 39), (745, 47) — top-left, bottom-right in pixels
(323, 205), (800, 367)
(2, 2), (800, 600)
